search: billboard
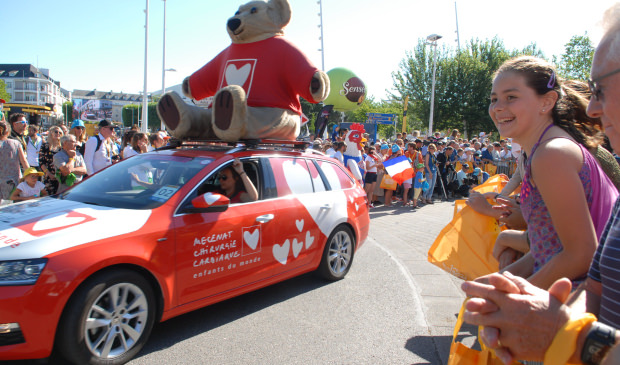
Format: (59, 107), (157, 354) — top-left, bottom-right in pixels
(73, 99), (113, 122)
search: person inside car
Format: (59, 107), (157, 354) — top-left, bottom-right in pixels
(215, 158), (258, 203)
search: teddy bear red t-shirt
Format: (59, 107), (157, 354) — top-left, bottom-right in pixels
(189, 36), (319, 116)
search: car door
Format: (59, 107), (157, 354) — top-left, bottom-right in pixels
(173, 157), (280, 305)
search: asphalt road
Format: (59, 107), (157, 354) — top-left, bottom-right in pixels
(128, 237), (437, 364)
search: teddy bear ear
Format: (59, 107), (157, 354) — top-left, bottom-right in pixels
(267, 0), (291, 29)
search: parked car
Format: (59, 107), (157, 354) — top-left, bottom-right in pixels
(0, 140), (370, 364)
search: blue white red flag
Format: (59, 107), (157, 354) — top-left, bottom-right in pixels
(382, 155), (414, 185)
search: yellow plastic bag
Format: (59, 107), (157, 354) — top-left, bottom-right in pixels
(428, 204), (501, 281)
(380, 174), (397, 190)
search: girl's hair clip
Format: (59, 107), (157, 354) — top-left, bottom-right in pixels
(547, 71), (556, 89)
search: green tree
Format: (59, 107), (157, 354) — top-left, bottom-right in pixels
(0, 80), (10, 102)
(62, 101), (73, 124)
(121, 103), (161, 131)
(553, 34), (594, 81)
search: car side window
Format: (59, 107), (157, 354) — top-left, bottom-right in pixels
(316, 160), (355, 191)
(178, 158), (261, 213)
(269, 157), (314, 196)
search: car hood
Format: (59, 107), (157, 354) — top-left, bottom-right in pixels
(0, 198), (151, 261)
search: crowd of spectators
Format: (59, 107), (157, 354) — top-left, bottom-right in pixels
(0, 116), (170, 204)
(308, 127), (521, 207)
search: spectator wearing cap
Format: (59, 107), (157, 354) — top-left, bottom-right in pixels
(8, 113), (28, 156)
(70, 119), (87, 156)
(84, 119), (115, 175)
(9, 167), (47, 202)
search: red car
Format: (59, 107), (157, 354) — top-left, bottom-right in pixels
(0, 140), (369, 364)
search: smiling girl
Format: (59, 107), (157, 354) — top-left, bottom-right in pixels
(487, 56), (618, 290)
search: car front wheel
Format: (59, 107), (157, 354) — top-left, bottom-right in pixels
(56, 269), (156, 365)
(317, 225), (355, 281)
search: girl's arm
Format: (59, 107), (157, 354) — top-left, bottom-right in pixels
(10, 188), (30, 202)
(526, 140), (597, 289)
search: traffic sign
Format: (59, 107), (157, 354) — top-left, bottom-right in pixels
(366, 113), (396, 119)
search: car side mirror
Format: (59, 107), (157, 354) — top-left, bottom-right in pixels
(188, 192), (230, 213)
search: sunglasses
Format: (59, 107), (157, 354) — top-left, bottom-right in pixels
(218, 175), (229, 181)
(588, 67), (620, 101)
(53, 131), (62, 135)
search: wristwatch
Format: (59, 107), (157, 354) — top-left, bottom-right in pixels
(581, 321), (617, 365)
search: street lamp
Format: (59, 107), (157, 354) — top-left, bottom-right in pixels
(426, 33), (442, 136)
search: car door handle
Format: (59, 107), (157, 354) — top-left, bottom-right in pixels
(256, 214), (274, 223)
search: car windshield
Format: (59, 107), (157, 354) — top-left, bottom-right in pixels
(57, 153), (214, 209)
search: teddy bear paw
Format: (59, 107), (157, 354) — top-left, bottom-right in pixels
(157, 93), (182, 131)
(213, 86), (247, 141)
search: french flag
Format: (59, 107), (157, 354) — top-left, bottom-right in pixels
(383, 155), (414, 185)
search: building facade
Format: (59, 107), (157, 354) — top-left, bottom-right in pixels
(72, 89), (150, 126)
(0, 64), (70, 126)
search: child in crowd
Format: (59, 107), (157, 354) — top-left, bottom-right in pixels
(412, 163), (426, 208)
(10, 167), (48, 201)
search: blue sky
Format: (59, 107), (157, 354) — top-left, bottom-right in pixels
(2, 0), (615, 100)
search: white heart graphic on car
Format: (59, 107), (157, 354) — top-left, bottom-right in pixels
(292, 238), (303, 258)
(225, 63), (251, 86)
(295, 219), (304, 232)
(273, 239), (290, 265)
(243, 229), (259, 250)
(32, 213), (87, 231)
(305, 231), (314, 249)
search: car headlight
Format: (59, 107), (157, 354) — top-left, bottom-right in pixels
(0, 259), (48, 286)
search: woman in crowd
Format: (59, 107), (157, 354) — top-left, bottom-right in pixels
(485, 56), (617, 289)
(422, 143), (438, 204)
(383, 144), (401, 207)
(364, 145), (380, 208)
(39, 125), (63, 195)
(70, 119), (87, 155)
(124, 132), (148, 159)
(0, 119), (29, 200)
(121, 130), (137, 159)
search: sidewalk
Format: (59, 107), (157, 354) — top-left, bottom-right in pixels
(367, 197), (473, 364)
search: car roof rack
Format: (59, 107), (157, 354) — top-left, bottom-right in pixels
(159, 138), (311, 154)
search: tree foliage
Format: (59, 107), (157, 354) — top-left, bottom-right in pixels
(383, 37), (547, 139)
(62, 101), (73, 124)
(0, 80), (10, 103)
(121, 103), (161, 131)
(553, 34), (594, 81)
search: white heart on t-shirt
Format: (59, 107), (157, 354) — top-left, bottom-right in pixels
(225, 63), (252, 86)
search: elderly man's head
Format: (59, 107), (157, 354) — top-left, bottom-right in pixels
(60, 134), (77, 152)
(587, 3), (620, 152)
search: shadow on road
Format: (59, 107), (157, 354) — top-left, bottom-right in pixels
(135, 272), (330, 359)
(404, 320), (479, 364)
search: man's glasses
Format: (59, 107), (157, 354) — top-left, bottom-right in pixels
(18, 121), (28, 125)
(588, 67), (620, 101)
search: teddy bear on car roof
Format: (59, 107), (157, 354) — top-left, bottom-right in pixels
(157, 0), (330, 142)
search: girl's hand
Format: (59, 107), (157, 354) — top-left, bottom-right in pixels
(232, 158), (244, 174)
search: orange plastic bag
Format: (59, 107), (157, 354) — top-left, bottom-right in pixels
(448, 301), (518, 365)
(380, 174), (397, 190)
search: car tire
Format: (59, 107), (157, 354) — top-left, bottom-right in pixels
(56, 269), (156, 365)
(317, 225), (355, 281)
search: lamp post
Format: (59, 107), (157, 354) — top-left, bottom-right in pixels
(142, 0), (149, 133)
(426, 33), (442, 136)
(161, 67), (176, 130)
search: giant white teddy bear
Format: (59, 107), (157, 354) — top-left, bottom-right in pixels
(157, 0), (330, 141)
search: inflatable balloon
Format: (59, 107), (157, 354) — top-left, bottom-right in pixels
(323, 68), (366, 112)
